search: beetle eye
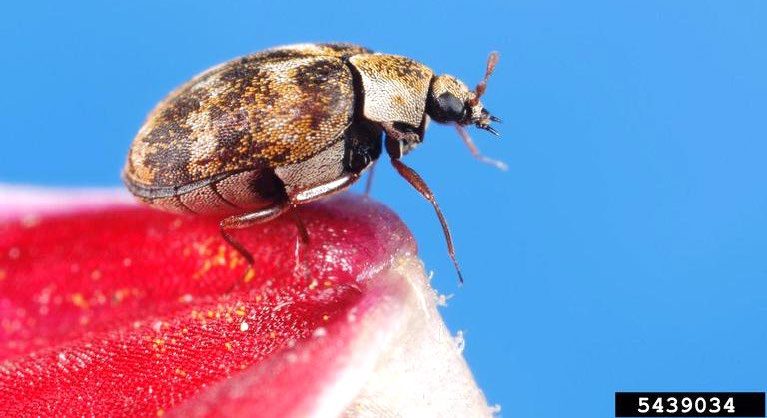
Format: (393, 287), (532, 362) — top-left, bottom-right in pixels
(428, 92), (466, 123)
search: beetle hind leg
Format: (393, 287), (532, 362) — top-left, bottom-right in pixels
(219, 173), (363, 289)
(220, 203), (288, 287)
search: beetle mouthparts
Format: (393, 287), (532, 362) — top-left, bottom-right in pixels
(481, 108), (501, 123)
(476, 109), (500, 136)
(477, 124), (500, 136)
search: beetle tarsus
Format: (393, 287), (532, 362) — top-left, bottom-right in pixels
(290, 209), (310, 244)
(390, 158), (464, 284)
(220, 227), (255, 266)
(219, 226), (256, 289)
(219, 204), (290, 287)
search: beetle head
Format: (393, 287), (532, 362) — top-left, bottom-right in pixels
(425, 52), (500, 135)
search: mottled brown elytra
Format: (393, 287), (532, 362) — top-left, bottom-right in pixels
(123, 43), (503, 283)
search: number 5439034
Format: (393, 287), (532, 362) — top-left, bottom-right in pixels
(637, 396), (735, 414)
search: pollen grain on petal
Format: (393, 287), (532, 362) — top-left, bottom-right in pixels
(70, 293), (89, 309)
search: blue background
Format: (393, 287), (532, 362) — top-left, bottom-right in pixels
(2, 1), (766, 416)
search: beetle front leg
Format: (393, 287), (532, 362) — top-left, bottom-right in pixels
(455, 124), (508, 171)
(389, 157), (465, 284)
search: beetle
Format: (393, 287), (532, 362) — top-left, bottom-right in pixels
(123, 43), (503, 283)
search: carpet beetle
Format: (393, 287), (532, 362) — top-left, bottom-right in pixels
(124, 43), (502, 282)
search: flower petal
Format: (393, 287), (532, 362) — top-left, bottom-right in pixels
(0, 187), (492, 417)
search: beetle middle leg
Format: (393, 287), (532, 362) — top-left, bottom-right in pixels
(290, 173), (360, 204)
(290, 209), (310, 244)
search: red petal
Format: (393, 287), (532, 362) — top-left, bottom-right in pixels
(0, 188), (491, 417)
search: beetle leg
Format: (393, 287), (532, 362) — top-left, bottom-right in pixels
(381, 122), (419, 142)
(381, 122), (420, 159)
(285, 207), (312, 278)
(289, 209), (310, 244)
(284, 174), (361, 277)
(220, 203), (288, 284)
(287, 174), (360, 237)
(364, 161), (376, 196)
(290, 173), (360, 204)
(455, 124), (508, 171)
(390, 158), (465, 284)
(219, 173), (361, 288)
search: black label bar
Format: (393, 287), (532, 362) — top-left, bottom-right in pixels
(615, 392), (765, 417)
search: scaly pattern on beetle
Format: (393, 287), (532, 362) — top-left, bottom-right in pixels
(125, 45), (369, 188)
(348, 54), (433, 128)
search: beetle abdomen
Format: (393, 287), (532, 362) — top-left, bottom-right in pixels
(125, 166), (286, 216)
(124, 44), (365, 191)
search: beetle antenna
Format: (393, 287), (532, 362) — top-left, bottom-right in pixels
(390, 158), (465, 284)
(469, 51), (499, 107)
